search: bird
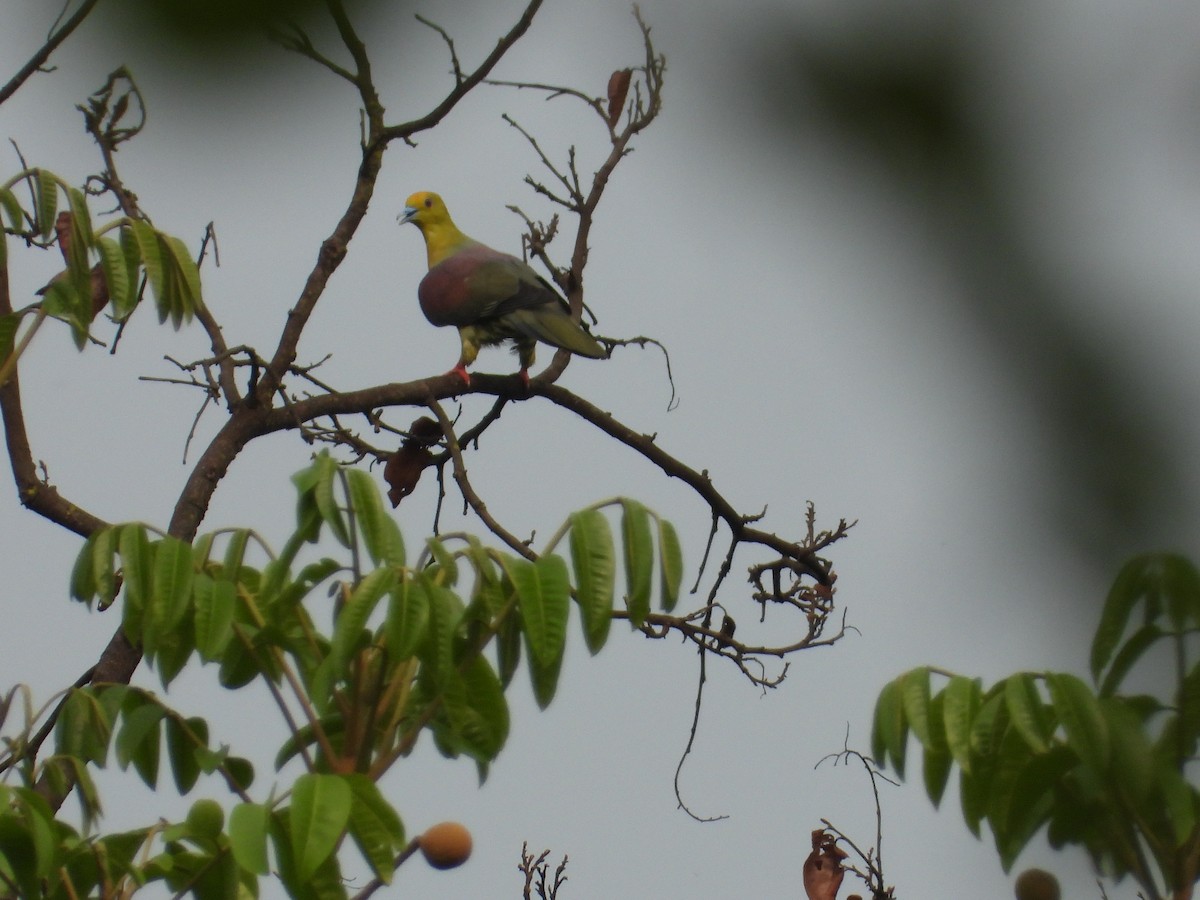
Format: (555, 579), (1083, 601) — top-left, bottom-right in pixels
(399, 191), (606, 385)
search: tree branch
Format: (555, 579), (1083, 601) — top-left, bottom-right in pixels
(0, 0), (102, 106)
(375, 0), (543, 148)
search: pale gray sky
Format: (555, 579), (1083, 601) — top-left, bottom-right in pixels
(4, 1), (1200, 897)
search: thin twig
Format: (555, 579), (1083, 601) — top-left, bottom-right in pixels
(428, 399), (535, 560)
(0, 0), (102, 105)
(415, 14), (464, 83)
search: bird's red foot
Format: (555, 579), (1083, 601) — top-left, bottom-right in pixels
(517, 368), (531, 390)
(446, 364), (471, 386)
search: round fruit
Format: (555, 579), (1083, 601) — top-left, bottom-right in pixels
(185, 798), (225, 840)
(419, 821), (473, 870)
(1014, 868), (1060, 900)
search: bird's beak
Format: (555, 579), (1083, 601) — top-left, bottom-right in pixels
(398, 206), (418, 225)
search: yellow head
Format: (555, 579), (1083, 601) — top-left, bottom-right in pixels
(400, 191), (450, 229)
(399, 191), (471, 267)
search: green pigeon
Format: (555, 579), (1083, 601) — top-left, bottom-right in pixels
(399, 191), (606, 385)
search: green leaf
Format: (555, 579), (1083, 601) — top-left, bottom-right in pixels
(97, 236), (132, 318)
(118, 523), (152, 618)
(330, 567), (395, 675)
(568, 508), (615, 654)
(620, 498), (653, 627)
(446, 654), (510, 763)
(871, 677), (906, 776)
(161, 628), (202, 689)
(942, 676), (981, 775)
(386, 573), (429, 661)
(458, 657), (506, 763)
(1159, 766), (1198, 843)
(116, 701), (164, 788)
(66, 184), (92, 231)
(269, 810), (345, 900)
(1162, 553), (1200, 630)
(346, 468), (405, 566)
(91, 526), (118, 610)
(1046, 672), (1109, 773)
(65, 187), (94, 269)
(162, 234), (201, 323)
(129, 220), (166, 321)
(969, 691), (1009, 759)
(37, 755), (100, 830)
(222, 528), (252, 575)
(274, 713), (344, 771)
(1098, 623), (1164, 696)
(924, 693), (957, 794)
(958, 756), (993, 838)
(504, 554), (570, 669)
(0, 187), (24, 230)
(1004, 674), (1052, 753)
(495, 610), (522, 688)
(420, 581), (463, 686)
(1092, 555), (1152, 681)
(69, 532), (99, 604)
(1177, 662), (1200, 761)
(0, 815), (38, 898)
(985, 728), (1037, 869)
(345, 774), (404, 884)
(165, 716), (207, 795)
(425, 536), (459, 586)
(900, 667), (932, 745)
(13, 788), (59, 881)
(55, 687), (120, 766)
(119, 224), (142, 305)
(150, 536), (194, 654)
(1101, 697), (1155, 805)
(34, 169), (57, 237)
(310, 454), (349, 547)
(527, 638), (565, 710)
(228, 802), (270, 875)
(462, 535), (500, 595)
(288, 773), (352, 883)
(272, 557), (341, 617)
(225, 756), (255, 792)
(38, 276), (87, 349)
(1001, 746), (1075, 864)
(655, 515), (684, 612)
(195, 576), (236, 661)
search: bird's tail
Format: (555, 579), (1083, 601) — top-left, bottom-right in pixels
(506, 309), (606, 359)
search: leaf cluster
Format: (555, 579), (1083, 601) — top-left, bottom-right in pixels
(0, 170), (200, 365)
(4, 453), (685, 896)
(872, 553), (1200, 898)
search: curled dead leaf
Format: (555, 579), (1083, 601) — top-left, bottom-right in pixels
(607, 68), (632, 127)
(384, 416), (442, 506)
(803, 829), (847, 900)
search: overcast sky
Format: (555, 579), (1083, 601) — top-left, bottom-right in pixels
(4, 1), (1200, 897)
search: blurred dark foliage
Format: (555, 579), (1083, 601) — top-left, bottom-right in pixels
(745, 8), (1189, 570)
(94, 0), (393, 73)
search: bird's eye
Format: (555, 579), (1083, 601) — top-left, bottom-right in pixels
(424, 198), (433, 208)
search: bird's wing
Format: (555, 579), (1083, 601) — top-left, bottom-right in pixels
(419, 245), (564, 327)
(468, 254), (566, 318)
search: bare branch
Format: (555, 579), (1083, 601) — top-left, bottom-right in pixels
(415, 14), (464, 84)
(377, 0), (544, 146)
(815, 741), (899, 899)
(428, 399), (535, 560)
(268, 22), (358, 85)
(501, 114), (582, 210)
(0, 0), (102, 106)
